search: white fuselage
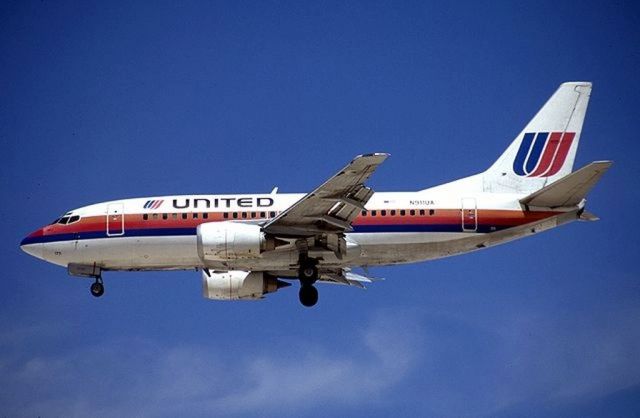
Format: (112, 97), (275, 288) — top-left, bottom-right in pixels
(20, 189), (575, 278)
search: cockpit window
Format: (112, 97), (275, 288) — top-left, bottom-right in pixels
(50, 218), (61, 225)
(56, 215), (81, 225)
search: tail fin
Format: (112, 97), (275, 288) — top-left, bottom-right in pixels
(483, 82), (592, 193)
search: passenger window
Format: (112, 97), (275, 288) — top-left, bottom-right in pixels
(361, 210), (367, 216)
(410, 210), (416, 216)
(203, 213), (209, 219)
(390, 210), (396, 216)
(223, 213), (229, 219)
(162, 213), (168, 220)
(251, 212), (256, 219)
(143, 214), (148, 221)
(242, 212), (247, 219)
(400, 210), (406, 216)
(232, 212), (238, 219)
(182, 213), (188, 220)
(193, 213), (198, 219)
(269, 211), (276, 218)
(429, 209), (435, 216)
(371, 210), (377, 216)
(260, 212), (266, 218)
(152, 214), (158, 220)
(381, 210), (387, 216)
(419, 209), (425, 216)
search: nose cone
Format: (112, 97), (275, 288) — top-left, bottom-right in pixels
(20, 228), (45, 260)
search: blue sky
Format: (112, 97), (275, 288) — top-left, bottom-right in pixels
(2, 1), (639, 417)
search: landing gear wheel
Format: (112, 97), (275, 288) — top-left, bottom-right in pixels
(299, 285), (318, 307)
(299, 263), (318, 284)
(90, 279), (104, 298)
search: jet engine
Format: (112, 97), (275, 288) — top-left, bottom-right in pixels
(201, 270), (290, 300)
(197, 221), (277, 261)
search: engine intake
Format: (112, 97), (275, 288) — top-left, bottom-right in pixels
(202, 270), (290, 300)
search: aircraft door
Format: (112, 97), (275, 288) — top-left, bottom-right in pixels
(107, 203), (125, 236)
(461, 198), (477, 232)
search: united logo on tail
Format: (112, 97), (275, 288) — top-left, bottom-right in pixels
(513, 132), (575, 177)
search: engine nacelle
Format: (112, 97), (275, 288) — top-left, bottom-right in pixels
(202, 270), (288, 300)
(197, 221), (270, 261)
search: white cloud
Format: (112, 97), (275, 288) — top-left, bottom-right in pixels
(0, 311), (424, 418)
(408, 304), (640, 417)
(211, 310), (424, 414)
(1, 304), (639, 418)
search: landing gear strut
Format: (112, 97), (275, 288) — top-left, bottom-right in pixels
(90, 277), (104, 298)
(298, 258), (319, 307)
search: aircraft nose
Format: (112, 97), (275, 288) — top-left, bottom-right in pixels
(20, 229), (45, 260)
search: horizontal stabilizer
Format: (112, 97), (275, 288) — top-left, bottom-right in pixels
(579, 211), (600, 222)
(520, 161), (612, 208)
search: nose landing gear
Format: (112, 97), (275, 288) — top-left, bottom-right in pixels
(67, 264), (105, 298)
(90, 277), (104, 297)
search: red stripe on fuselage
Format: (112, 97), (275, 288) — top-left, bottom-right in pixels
(39, 209), (559, 238)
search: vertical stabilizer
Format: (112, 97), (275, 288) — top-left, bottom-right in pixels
(483, 82), (592, 193)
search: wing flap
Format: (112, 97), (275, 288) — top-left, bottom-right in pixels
(319, 268), (383, 288)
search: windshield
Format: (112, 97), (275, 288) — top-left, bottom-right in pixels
(54, 215), (81, 225)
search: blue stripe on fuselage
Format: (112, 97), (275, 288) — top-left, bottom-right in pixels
(21, 224), (511, 245)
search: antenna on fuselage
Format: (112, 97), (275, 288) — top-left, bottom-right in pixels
(270, 187), (278, 194)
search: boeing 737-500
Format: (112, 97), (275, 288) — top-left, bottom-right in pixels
(20, 82), (611, 307)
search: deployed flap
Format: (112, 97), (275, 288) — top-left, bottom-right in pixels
(520, 161), (612, 208)
(319, 268), (384, 288)
(263, 153), (389, 236)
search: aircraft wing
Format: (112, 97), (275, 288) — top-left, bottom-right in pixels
(262, 153), (389, 236)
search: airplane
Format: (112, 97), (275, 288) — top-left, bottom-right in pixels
(20, 82), (611, 307)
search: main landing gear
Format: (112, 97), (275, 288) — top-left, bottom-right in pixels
(298, 258), (319, 307)
(90, 276), (104, 298)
